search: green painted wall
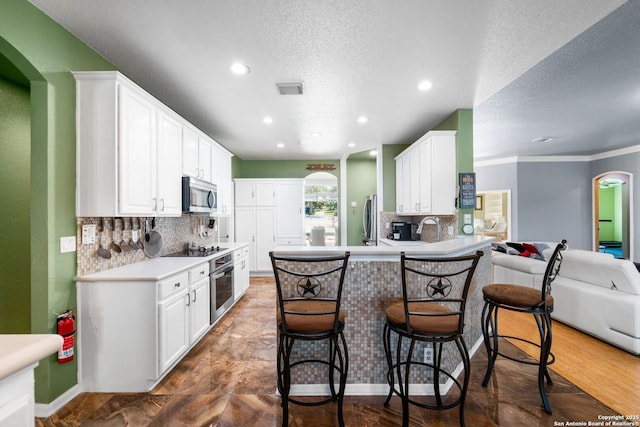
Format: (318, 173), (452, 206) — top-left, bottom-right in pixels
(1, 0), (115, 403)
(234, 159), (340, 180)
(346, 158), (376, 245)
(433, 109), (474, 233)
(0, 78), (31, 333)
(599, 187), (615, 241)
(381, 144), (409, 212)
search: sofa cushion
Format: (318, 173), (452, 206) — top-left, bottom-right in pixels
(559, 250), (640, 295)
(492, 252), (547, 275)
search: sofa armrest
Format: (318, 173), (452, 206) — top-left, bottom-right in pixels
(492, 252), (547, 275)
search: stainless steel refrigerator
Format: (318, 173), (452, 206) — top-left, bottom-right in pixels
(363, 194), (377, 245)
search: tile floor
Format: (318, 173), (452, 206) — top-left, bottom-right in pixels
(37, 279), (619, 426)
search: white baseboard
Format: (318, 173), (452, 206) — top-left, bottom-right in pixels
(34, 383), (83, 418)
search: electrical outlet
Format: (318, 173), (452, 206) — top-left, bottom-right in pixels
(448, 226), (454, 235)
(424, 345), (433, 364)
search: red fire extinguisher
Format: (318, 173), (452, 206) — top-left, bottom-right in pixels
(56, 310), (75, 364)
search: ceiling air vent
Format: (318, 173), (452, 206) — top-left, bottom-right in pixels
(276, 82), (304, 95)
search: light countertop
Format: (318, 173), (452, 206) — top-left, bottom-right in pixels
(76, 242), (249, 282)
(0, 334), (63, 381)
(273, 236), (494, 260)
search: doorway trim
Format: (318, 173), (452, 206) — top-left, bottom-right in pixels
(592, 171), (634, 260)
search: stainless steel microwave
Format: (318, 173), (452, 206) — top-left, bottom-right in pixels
(182, 176), (217, 214)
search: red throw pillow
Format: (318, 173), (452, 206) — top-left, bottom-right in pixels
(518, 250), (531, 258)
(522, 243), (540, 255)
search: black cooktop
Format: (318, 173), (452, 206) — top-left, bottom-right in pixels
(163, 246), (223, 257)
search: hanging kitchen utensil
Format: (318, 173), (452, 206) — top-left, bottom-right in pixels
(144, 218), (150, 243)
(135, 218), (144, 250)
(118, 218), (131, 252)
(109, 217), (121, 253)
(96, 218), (111, 259)
(143, 217), (163, 257)
(127, 218), (138, 251)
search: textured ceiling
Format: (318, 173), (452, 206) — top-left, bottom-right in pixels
(25, 0), (628, 160)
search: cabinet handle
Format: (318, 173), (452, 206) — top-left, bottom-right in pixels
(153, 198), (157, 211)
(192, 289), (197, 303)
(174, 282), (181, 288)
(186, 293), (190, 306)
(200, 270), (206, 276)
(160, 199), (165, 212)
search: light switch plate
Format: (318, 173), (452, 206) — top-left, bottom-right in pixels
(60, 236), (76, 253)
(82, 224), (96, 244)
(463, 214), (472, 224)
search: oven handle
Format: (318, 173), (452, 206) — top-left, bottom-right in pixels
(210, 265), (234, 280)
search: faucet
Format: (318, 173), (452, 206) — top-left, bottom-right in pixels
(416, 216), (440, 241)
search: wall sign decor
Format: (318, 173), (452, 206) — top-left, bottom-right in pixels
(306, 164), (336, 171)
(459, 172), (476, 209)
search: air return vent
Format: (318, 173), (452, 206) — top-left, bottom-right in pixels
(276, 82), (304, 95)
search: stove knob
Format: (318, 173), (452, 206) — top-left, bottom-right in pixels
(216, 246), (220, 251)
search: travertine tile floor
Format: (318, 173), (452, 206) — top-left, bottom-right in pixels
(37, 279), (620, 426)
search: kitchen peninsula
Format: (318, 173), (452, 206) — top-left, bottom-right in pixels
(272, 236), (493, 395)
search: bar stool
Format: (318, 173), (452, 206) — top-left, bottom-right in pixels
(383, 251), (483, 427)
(270, 251), (350, 427)
(481, 240), (566, 413)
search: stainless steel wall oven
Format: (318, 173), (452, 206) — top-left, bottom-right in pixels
(210, 253), (234, 324)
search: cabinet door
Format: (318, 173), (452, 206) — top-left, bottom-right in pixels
(118, 85), (156, 215)
(255, 207), (276, 271)
(210, 143), (223, 188)
(430, 135), (456, 214)
(235, 181), (255, 207)
(409, 148), (420, 213)
(156, 111), (183, 216)
(220, 152), (234, 215)
(417, 140), (432, 214)
(182, 126), (199, 178)
(158, 291), (190, 373)
(396, 157), (404, 213)
(198, 137), (213, 182)
(276, 181), (304, 244)
(189, 278), (210, 343)
(233, 255), (250, 300)
(401, 155), (412, 214)
(255, 181), (276, 206)
(235, 207), (256, 269)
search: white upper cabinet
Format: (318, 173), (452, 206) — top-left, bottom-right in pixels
(182, 126), (212, 183)
(74, 71), (183, 217)
(275, 180), (304, 246)
(235, 180), (276, 207)
(395, 130), (456, 216)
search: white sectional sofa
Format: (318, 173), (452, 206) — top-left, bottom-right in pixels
(492, 244), (640, 355)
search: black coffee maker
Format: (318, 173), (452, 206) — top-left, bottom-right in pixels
(391, 222), (412, 241)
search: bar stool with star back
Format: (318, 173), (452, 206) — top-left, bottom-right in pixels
(383, 251), (483, 427)
(270, 251), (350, 427)
(481, 239), (567, 413)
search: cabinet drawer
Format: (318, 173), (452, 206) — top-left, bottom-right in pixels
(158, 272), (189, 299)
(188, 263), (209, 283)
(234, 246), (250, 261)
(276, 238), (304, 246)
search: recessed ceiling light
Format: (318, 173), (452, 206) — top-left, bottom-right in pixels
(276, 143), (285, 148)
(531, 136), (554, 143)
(310, 132), (322, 137)
(348, 142), (356, 148)
(263, 116), (273, 124)
(357, 116), (369, 124)
(230, 62), (250, 75)
(418, 80), (433, 91)
(369, 150), (377, 156)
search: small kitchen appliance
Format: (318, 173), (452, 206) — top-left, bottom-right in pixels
(182, 176), (217, 214)
(391, 222), (413, 241)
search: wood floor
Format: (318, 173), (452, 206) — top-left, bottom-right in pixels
(36, 277), (637, 426)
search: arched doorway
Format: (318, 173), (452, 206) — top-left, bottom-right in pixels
(593, 171), (633, 259)
(304, 172), (338, 246)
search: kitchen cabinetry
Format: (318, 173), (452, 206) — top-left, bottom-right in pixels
(395, 130), (456, 215)
(235, 179), (303, 271)
(77, 261), (211, 392)
(233, 245), (250, 300)
(182, 126), (213, 183)
(74, 71), (182, 217)
(211, 145), (234, 215)
(275, 180), (305, 245)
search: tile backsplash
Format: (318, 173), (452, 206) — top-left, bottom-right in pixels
(379, 212), (457, 243)
(76, 216), (230, 276)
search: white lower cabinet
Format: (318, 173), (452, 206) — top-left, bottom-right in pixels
(233, 246), (250, 300)
(0, 367), (34, 427)
(235, 206), (276, 272)
(77, 262), (211, 392)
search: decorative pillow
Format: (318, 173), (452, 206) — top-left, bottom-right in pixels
(522, 243), (540, 255)
(533, 243), (550, 255)
(530, 253), (545, 261)
(505, 242), (525, 253)
(518, 250), (532, 258)
(506, 247), (520, 255)
(491, 242), (509, 253)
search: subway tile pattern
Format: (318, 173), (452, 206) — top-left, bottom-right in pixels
(76, 216), (224, 276)
(279, 247), (491, 386)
